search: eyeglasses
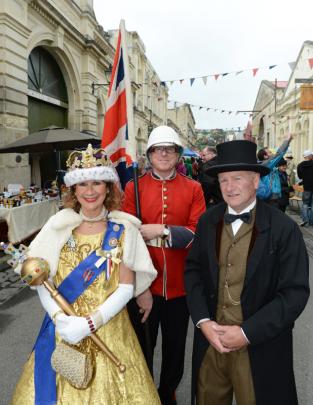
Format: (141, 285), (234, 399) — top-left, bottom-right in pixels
(150, 146), (178, 155)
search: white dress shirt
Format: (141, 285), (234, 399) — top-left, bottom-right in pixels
(228, 199), (256, 236)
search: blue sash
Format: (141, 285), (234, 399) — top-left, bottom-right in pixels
(33, 221), (124, 405)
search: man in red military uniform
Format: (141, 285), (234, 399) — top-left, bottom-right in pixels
(122, 125), (206, 405)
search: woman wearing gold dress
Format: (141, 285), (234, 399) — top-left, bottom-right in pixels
(12, 145), (161, 405)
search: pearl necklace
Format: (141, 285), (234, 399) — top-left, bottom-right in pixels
(79, 207), (108, 227)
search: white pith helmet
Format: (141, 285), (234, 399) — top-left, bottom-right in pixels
(146, 125), (183, 154)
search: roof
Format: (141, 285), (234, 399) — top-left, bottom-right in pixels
(270, 81), (288, 89)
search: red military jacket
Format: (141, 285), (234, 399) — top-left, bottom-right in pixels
(122, 171), (206, 299)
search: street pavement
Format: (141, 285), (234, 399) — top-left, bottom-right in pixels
(0, 207), (312, 405)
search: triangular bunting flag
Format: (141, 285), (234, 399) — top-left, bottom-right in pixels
(252, 68), (259, 77)
(269, 65), (277, 70)
(214, 74), (219, 81)
(221, 110), (225, 113)
(160, 81), (166, 86)
(206, 108), (210, 111)
(308, 58), (313, 69)
(179, 79), (184, 84)
(170, 81), (174, 85)
(228, 111), (232, 114)
(202, 76), (208, 85)
(222, 73), (229, 77)
(190, 78), (195, 86)
(199, 106), (203, 110)
(236, 71), (243, 75)
(288, 61), (296, 70)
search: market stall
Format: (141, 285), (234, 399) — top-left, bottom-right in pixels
(0, 198), (59, 244)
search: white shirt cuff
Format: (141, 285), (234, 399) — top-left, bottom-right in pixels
(196, 318), (210, 328)
(241, 327), (250, 344)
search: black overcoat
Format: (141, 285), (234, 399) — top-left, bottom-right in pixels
(185, 200), (310, 405)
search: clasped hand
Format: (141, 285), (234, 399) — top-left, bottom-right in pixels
(55, 314), (91, 344)
(139, 224), (165, 241)
(200, 321), (248, 353)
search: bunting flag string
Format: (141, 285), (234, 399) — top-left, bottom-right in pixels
(169, 99), (253, 116)
(158, 58), (313, 87)
(169, 99), (306, 121)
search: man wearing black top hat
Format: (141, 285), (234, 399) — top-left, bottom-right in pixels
(185, 140), (310, 405)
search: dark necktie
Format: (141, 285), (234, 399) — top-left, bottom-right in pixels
(224, 212), (252, 225)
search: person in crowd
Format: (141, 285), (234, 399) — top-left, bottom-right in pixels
(285, 152), (296, 188)
(191, 156), (199, 180)
(138, 154), (148, 176)
(184, 157), (193, 178)
(257, 134), (293, 206)
(277, 158), (290, 212)
(185, 140), (309, 405)
(123, 125), (206, 405)
(297, 150), (313, 227)
(198, 146), (223, 208)
(176, 156), (187, 175)
(11, 144), (161, 405)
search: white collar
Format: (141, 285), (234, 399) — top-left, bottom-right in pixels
(152, 169), (176, 180)
(228, 199), (256, 215)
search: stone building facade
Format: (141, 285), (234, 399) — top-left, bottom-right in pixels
(0, 0), (114, 189)
(0, 0), (194, 190)
(167, 103), (196, 147)
(252, 41), (313, 163)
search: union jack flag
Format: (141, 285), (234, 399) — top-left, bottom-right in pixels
(101, 21), (136, 189)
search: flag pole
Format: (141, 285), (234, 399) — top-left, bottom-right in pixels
(120, 20), (141, 218)
(120, 20), (153, 373)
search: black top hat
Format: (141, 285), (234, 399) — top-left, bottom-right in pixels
(206, 140), (270, 177)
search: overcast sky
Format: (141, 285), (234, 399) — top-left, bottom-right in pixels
(93, 0), (313, 131)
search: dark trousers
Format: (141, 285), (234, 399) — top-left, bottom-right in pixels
(128, 295), (189, 405)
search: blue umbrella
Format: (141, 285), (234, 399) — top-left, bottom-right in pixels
(182, 147), (199, 157)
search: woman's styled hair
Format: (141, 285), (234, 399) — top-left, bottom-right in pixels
(63, 181), (122, 212)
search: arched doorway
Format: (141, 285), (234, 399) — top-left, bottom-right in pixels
(28, 46), (68, 186)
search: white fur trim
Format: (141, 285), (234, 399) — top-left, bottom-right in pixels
(108, 211), (157, 295)
(64, 166), (118, 187)
(15, 209), (156, 296)
(108, 210), (142, 228)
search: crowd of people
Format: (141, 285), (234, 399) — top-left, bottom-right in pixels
(8, 126), (311, 405)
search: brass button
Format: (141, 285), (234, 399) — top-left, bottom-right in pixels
(163, 187), (167, 192)
(227, 263), (232, 267)
(163, 204), (168, 208)
(163, 214), (167, 218)
(163, 196), (168, 200)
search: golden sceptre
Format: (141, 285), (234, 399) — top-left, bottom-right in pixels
(16, 252), (126, 373)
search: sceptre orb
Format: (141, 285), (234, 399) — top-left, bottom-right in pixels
(20, 257), (50, 286)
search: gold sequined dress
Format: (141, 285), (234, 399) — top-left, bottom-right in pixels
(12, 230), (160, 405)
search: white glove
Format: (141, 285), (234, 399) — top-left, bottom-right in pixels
(37, 284), (62, 319)
(55, 314), (91, 344)
(92, 283), (134, 329)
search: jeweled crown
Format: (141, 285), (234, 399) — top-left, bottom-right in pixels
(66, 144), (112, 171)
